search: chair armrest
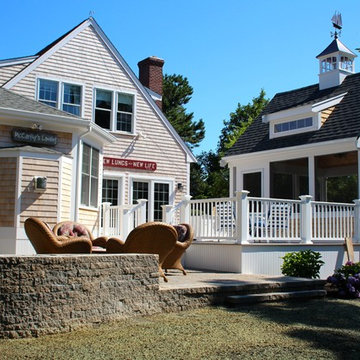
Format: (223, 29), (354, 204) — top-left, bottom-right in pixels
(92, 236), (108, 248)
(106, 237), (125, 253)
(58, 237), (92, 253)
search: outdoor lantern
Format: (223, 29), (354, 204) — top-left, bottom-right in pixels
(34, 176), (47, 191)
(177, 183), (184, 191)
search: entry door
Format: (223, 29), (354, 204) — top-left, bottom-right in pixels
(133, 181), (149, 221)
(132, 181), (170, 222)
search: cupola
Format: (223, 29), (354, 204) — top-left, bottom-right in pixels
(316, 12), (356, 90)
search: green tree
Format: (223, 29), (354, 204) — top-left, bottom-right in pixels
(218, 89), (269, 155)
(162, 74), (205, 149)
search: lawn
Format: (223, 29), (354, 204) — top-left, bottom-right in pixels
(1, 298), (359, 359)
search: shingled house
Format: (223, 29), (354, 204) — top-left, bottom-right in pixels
(0, 17), (195, 254)
(222, 34), (360, 202)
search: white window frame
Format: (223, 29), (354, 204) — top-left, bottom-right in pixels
(129, 176), (174, 222)
(102, 174), (124, 206)
(80, 142), (100, 209)
(36, 76), (84, 117)
(270, 113), (320, 139)
(92, 85), (137, 135)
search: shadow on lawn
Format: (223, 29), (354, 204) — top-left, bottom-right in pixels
(228, 299), (360, 359)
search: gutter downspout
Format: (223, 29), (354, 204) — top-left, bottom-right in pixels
(74, 125), (92, 222)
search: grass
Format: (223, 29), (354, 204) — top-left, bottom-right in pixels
(1, 298), (360, 359)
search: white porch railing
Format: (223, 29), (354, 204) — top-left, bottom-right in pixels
(99, 192), (360, 244)
(168, 191), (359, 244)
(100, 199), (147, 239)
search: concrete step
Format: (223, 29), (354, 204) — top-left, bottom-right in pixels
(226, 289), (327, 305)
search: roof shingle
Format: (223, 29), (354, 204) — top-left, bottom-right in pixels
(226, 72), (360, 157)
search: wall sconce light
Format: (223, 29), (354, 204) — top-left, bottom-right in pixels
(34, 176), (47, 192)
(177, 183), (184, 191)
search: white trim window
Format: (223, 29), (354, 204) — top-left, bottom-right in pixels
(94, 88), (135, 134)
(37, 78), (82, 116)
(117, 93), (134, 132)
(274, 117), (313, 133)
(81, 144), (99, 208)
(38, 79), (58, 108)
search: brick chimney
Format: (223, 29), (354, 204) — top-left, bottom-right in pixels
(138, 56), (164, 109)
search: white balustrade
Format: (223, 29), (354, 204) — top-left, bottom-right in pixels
(102, 195), (360, 244)
(312, 200), (355, 241)
(101, 199), (147, 239)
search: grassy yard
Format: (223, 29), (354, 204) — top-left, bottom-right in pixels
(1, 298), (359, 359)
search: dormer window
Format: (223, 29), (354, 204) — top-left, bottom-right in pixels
(274, 117), (313, 133)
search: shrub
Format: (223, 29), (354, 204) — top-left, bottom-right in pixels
(281, 250), (324, 279)
(327, 261), (360, 298)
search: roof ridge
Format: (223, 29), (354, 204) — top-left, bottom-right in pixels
(36, 18), (88, 56)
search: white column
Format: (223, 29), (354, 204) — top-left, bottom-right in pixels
(236, 190), (249, 244)
(263, 163), (270, 198)
(101, 202), (111, 236)
(299, 195), (313, 244)
(162, 205), (173, 224)
(136, 199), (148, 225)
(308, 156), (315, 198)
(353, 199), (360, 243)
(121, 205), (132, 239)
(180, 195), (192, 224)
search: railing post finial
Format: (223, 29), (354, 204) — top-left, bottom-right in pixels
(236, 190), (250, 244)
(299, 195), (313, 244)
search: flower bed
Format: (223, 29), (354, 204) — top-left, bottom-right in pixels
(327, 261), (360, 298)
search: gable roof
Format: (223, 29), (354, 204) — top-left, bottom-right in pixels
(225, 72), (360, 157)
(1, 17), (196, 163)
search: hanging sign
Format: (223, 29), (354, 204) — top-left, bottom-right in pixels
(103, 157), (157, 171)
(11, 128), (58, 146)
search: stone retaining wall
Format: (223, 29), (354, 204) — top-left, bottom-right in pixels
(0, 254), (226, 339)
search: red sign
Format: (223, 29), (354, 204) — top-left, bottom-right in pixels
(103, 157), (157, 171)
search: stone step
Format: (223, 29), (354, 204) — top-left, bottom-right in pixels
(226, 289), (327, 305)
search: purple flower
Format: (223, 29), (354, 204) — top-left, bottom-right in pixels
(345, 261), (355, 266)
(346, 283), (356, 294)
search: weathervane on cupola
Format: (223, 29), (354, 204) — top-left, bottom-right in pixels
(316, 12), (356, 90)
(331, 11), (342, 39)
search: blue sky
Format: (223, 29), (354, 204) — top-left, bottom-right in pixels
(1, 1), (360, 155)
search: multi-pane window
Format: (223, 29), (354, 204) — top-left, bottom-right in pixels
(95, 89), (112, 129)
(340, 56), (353, 72)
(133, 181), (149, 221)
(154, 183), (169, 221)
(102, 179), (119, 205)
(321, 57), (337, 73)
(38, 79), (81, 115)
(117, 93), (134, 132)
(274, 117), (313, 133)
(132, 181), (170, 222)
(94, 89), (135, 133)
(63, 83), (81, 115)
(38, 79), (58, 107)
(81, 144), (99, 207)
